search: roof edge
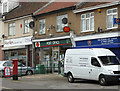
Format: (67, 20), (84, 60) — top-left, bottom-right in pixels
(33, 0), (55, 16)
(33, 6), (76, 18)
(73, 1), (120, 13)
(3, 14), (32, 22)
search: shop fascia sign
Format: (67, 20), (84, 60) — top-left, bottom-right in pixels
(38, 39), (71, 47)
(76, 37), (119, 47)
(4, 36), (32, 47)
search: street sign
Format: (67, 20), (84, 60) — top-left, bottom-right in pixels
(4, 67), (11, 77)
(113, 18), (120, 24)
(63, 26), (70, 32)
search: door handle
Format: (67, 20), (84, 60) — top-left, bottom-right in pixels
(90, 69), (92, 71)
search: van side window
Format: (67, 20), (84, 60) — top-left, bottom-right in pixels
(91, 57), (101, 67)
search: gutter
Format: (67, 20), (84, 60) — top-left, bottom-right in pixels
(3, 14), (32, 22)
(73, 1), (120, 13)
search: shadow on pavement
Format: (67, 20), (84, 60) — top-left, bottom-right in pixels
(74, 80), (120, 86)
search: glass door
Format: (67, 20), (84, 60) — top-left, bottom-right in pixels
(52, 47), (60, 73)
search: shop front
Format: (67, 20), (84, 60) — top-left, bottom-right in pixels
(74, 31), (120, 59)
(34, 37), (72, 73)
(2, 36), (33, 66)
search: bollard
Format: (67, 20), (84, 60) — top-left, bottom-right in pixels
(12, 59), (18, 80)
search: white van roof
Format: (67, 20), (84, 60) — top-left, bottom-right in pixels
(66, 48), (115, 56)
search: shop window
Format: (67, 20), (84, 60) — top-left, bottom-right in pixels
(81, 12), (94, 32)
(18, 50), (26, 66)
(24, 19), (29, 33)
(107, 8), (118, 29)
(39, 19), (46, 35)
(4, 51), (9, 60)
(18, 50), (26, 55)
(9, 22), (15, 36)
(11, 51), (17, 57)
(57, 14), (68, 32)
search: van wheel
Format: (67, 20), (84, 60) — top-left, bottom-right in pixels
(67, 73), (74, 83)
(99, 75), (107, 86)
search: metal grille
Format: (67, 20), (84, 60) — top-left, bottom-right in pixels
(113, 71), (120, 74)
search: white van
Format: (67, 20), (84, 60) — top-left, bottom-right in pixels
(64, 48), (120, 86)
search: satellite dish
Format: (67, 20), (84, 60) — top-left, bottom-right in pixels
(29, 21), (35, 29)
(62, 18), (68, 24)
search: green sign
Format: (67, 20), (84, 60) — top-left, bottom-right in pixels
(40, 39), (71, 47)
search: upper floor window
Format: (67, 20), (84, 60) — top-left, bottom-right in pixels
(24, 19), (29, 33)
(57, 14), (68, 32)
(2, 2), (8, 13)
(107, 8), (118, 29)
(81, 12), (94, 32)
(39, 19), (45, 35)
(9, 23), (15, 36)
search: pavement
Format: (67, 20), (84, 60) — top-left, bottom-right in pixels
(1, 74), (120, 90)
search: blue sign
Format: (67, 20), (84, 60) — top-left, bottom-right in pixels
(75, 37), (120, 48)
(113, 18), (120, 24)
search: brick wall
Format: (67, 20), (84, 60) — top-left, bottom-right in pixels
(0, 45), (3, 61)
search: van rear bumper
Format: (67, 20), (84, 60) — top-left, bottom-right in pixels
(105, 75), (120, 82)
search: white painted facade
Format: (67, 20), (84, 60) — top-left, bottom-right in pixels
(0, 19), (4, 46)
(0, 0), (19, 46)
(1, 0), (19, 14)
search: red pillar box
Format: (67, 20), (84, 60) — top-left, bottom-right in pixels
(12, 59), (18, 80)
(4, 67), (11, 77)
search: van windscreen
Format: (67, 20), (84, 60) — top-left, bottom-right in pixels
(98, 56), (120, 65)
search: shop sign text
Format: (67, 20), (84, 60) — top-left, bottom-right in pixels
(46, 41), (60, 45)
(4, 36), (32, 47)
(40, 39), (71, 47)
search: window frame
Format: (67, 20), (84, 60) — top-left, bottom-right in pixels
(24, 19), (29, 34)
(81, 12), (94, 33)
(2, 2), (8, 13)
(91, 57), (101, 67)
(56, 14), (68, 32)
(106, 8), (118, 30)
(8, 22), (15, 36)
(39, 19), (46, 35)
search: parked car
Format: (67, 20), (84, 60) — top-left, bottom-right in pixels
(0, 60), (35, 77)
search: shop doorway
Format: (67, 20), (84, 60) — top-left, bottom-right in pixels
(41, 46), (71, 74)
(52, 47), (59, 73)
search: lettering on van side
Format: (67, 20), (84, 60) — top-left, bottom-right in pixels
(79, 57), (88, 67)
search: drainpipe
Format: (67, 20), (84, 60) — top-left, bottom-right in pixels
(31, 16), (36, 67)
